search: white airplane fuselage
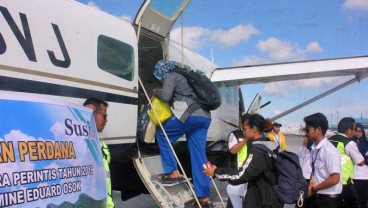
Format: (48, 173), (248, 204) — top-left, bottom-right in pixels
(0, 0), (239, 199)
(2, 0), (368, 203)
(0, 0), (238, 143)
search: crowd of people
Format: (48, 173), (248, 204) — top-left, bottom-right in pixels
(203, 113), (368, 208)
(88, 59), (368, 208)
(150, 59), (368, 208)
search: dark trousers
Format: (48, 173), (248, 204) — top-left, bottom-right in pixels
(312, 195), (343, 208)
(226, 197), (233, 208)
(296, 196), (314, 208)
(354, 180), (368, 208)
(342, 184), (360, 208)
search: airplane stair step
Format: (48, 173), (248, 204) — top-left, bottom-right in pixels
(151, 176), (190, 187)
(133, 155), (195, 208)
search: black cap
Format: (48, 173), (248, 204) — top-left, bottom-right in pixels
(274, 122), (282, 127)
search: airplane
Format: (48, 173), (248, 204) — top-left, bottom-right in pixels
(0, 0), (237, 202)
(1, 0), (368, 206)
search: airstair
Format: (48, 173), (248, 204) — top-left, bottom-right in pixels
(133, 155), (194, 208)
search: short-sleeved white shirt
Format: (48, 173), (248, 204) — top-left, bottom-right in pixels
(299, 146), (312, 179)
(337, 133), (364, 165)
(227, 132), (247, 197)
(354, 164), (368, 180)
(228, 133), (243, 149)
(311, 138), (342, 195)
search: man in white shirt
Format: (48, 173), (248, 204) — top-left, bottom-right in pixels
(297, 136), (313, 208)
(299, 137), (313, 181)
(329, 117), (364, 208)
(304, 113), (342, 208)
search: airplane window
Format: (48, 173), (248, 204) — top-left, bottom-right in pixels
(150, 0), (186, 19)
(234, 88), (239, 104)
(215, 83), (223, 100)
(97, 35), (134, 81)
(226, 85), (232, 104)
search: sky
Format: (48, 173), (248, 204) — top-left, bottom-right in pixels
(75, 0), (368, 129)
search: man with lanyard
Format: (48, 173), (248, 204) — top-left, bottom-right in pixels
(304, 113), (342, 208)
(226, 113), (250, 208)
(84, 98), (114, 208)
(328, 117), (364, 208)
(267, 122), (287, 151)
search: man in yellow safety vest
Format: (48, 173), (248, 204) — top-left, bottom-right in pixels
(267, 122), (287, 151)
(329, 117), (364, 208)
(84, 98), (114, 208)
(226, 113), (250, 208)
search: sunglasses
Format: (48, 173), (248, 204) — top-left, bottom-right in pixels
(303, 126), (315, 133)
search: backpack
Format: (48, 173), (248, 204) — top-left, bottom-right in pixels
(137, 105), (156, 144)
(254, 144), (308, 205)
(172, 68), (221, 111)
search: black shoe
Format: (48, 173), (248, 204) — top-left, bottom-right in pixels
(192, 201), (213, 208)
(159, 174), (184, 184)
(154, 173), (169, 180)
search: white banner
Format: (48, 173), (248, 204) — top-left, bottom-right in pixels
(0, 94), (107, 207)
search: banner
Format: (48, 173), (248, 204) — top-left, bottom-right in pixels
(0, 94), (107, 207)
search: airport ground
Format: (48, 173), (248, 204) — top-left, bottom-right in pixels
(113, 135), (304, 208)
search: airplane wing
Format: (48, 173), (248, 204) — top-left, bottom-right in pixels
(211, 56), (368, 84)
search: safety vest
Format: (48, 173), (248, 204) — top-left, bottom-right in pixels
(230, 130), (248, 168)
(237, 144), (248, 168)
(267, 132), (287, 151)
(328, 134), (354, 185)
(100, 139), (115, 208)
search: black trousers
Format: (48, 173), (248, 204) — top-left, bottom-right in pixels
(226, 198), (233, 208)
(342, 184), (360, 208)
(354, 180), (368, 208)
(312, 195), (343, 208)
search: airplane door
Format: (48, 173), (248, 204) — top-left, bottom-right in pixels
(239, 87), (246, 117)
(247, 93), (262, 114)
(134, 0), (191, 38)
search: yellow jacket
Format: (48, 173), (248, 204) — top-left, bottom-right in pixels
(267, 132), (287, 151)
(100, 139), (115, 208)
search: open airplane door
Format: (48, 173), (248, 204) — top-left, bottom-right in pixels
(134, 0), (191, 38)
(238, 87), (246, 117)
(133, 1), (200, 208)
(247, 93), (262, 114)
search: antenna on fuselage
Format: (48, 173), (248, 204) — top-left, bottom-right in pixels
(260, 101), (271, 109)
(211, 48), (214, 63)
(180, 12), (184, 67)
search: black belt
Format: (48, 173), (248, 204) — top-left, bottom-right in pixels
(316, 193), (340, 198)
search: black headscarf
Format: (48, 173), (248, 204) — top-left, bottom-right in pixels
(354, 123), (368, 165)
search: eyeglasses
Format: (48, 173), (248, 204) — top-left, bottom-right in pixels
(94, 111), (107, 120)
